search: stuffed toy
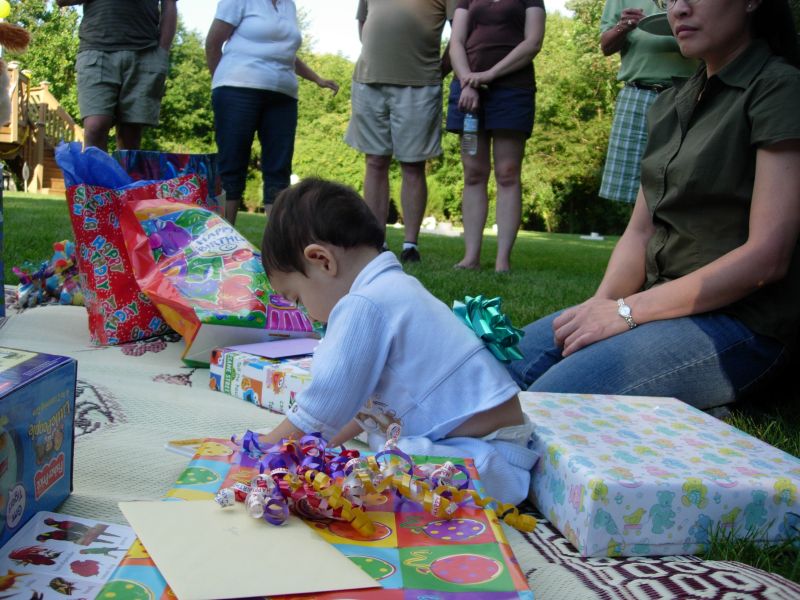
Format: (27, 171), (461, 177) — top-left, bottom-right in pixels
(0, 21), (31, 125)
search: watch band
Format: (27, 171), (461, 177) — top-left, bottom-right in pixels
(617, 298), (638, 329)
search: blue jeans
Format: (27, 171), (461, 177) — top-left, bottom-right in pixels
(507, 311), (786, 409)
(212, 86), (298, 206)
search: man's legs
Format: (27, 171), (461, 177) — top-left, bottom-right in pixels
(399, 160), (427, 247)
(363, 153), (392, 234)
(115, 123), (143, 150)
(82, 115), (114, 151)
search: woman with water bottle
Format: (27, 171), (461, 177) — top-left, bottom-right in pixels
(447, 0), (546, 273)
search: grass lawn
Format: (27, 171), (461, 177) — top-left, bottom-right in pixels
(3, 192), (799, 581)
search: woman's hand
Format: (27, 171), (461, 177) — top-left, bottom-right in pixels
(618, 8), (645, 30)
(553, 297), (630, 357)
(317, 78), (339, 95)
(458, 84), (480, 113)
(463, 70), (494, 89)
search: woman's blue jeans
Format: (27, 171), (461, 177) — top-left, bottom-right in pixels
(507, 310), (786, 409)
(212, 86), (298, 206)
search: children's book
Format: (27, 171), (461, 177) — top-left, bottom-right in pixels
(102, 438), (534, 599)
(0, 511), (136, 599)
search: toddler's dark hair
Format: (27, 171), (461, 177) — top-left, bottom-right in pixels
(261, 178), (385, 275)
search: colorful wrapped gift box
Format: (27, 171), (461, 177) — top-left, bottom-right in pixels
(520, 392), (800, 557)
(99, 439), (533, 599)
(113, 149), (224, 215)
(209, 347), (312, 415)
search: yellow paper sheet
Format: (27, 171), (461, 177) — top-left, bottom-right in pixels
(119, 500), (378, 600)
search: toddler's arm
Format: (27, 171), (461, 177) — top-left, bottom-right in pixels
(329, 419), (364, 447)
(261, 418), (307, 445)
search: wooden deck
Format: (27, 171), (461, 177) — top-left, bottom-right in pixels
(0, 61), (83, 195)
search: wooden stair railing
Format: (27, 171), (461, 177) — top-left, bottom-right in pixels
(0, 62), (84, 195)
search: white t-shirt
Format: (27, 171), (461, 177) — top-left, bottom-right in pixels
(212, 0), (302, 98)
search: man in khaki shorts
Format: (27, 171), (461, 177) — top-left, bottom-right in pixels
(57, 0), (178, 151)
(346, 0), (456, 263)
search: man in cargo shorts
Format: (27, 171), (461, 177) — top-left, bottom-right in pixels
(57, 0), (178, 151)
(345, 0), (456, 263)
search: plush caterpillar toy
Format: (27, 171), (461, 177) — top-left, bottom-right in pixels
(0, 21), (31, 125)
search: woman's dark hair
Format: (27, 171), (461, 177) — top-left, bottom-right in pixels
(261, 178), (385, 275)
(754, 0), (799, 66)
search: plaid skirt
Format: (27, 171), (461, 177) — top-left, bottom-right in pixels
(599, 85), (659, 203)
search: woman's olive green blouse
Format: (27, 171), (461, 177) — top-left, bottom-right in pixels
(640, 39), (800, 347)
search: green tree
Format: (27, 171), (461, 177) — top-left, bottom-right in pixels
(6, 0), (80, 117)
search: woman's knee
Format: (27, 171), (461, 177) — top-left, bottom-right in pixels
(463, 163), (491, 187)
(494, 161), (522, 189)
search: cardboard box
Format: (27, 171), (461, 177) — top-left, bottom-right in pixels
(520, 392), (800, 557)
(0, 347), (77, 547)
(209, 347), (312, 415)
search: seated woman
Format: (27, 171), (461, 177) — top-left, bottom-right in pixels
(508, 0), (800, 411)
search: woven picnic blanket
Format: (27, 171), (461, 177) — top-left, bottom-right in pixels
(2, 294), (799, 599)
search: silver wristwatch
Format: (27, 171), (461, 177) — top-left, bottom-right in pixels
(617, 298), (637, 329)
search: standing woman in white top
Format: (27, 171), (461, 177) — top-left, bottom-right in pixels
(206, 0), (339, 225)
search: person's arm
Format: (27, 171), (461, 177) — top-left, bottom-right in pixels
(263, 295), (392, 444)
(599, 7), (644, 56)
(462, 6), (546, 88)
(329, 419), (364, 447)
(449, 8), (480, 113)
(554, 140), (800, 357)
(449, 8), (471, 82)
(205, 19), (235, 77)
(295, 58), (340, 95)
(261, 417), (307, 445)
(159, 0), (178, 51)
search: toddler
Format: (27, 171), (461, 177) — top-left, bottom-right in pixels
(260, 178), (537, 505)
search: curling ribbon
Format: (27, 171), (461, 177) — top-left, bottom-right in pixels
(222, 431), (536, 534)
(453, 295), (525, 363)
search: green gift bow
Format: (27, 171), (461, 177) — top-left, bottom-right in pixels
(453, 295), (525, 363)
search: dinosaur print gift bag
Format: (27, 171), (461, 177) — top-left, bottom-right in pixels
(521, 392), (800, 557)
(118, 198), (316, 366)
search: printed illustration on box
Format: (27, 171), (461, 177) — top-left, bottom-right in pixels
(100, 439), (534, 599)
(209, 349), (312, 414)
(0, 511), (136, 600)
(521, 392), (800, 557)
(119, 198), (316, 365)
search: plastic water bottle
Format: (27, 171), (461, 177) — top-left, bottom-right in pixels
(461, 112), (479, 156)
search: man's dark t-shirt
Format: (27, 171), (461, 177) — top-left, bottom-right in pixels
(78, 0), (161, 52)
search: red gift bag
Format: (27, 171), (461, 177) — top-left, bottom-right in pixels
(66, 175), (208, 345)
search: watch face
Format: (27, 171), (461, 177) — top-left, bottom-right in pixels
(619, 305), (631, 317)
